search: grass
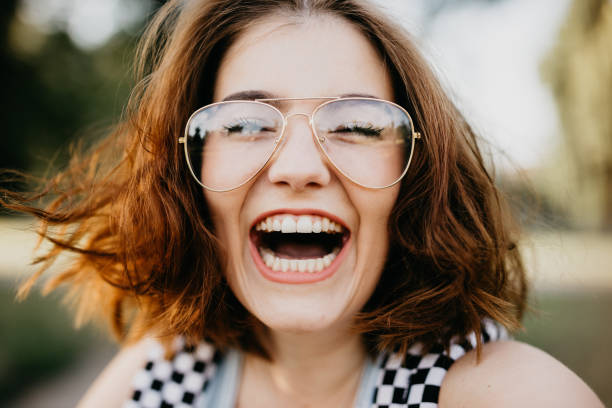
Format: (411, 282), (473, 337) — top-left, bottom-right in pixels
(0, 282), (105, 406)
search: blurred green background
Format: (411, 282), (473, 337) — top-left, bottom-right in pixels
(1, 0), (611, 406)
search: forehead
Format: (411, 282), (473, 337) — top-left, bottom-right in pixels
(213, 14), (393, 102)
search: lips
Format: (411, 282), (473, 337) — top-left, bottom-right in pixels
(248, 209), (351, 284)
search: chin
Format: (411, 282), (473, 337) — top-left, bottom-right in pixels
(255, 305), (346, 334)
(226, 260), (356, 334)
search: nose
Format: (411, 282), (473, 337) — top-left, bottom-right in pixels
(266, 113), (331, 191)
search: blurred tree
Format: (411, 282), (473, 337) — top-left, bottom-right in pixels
(0, 0), (160, 191)
(0, 0), (46, 182)
(542, 0), (612, 230)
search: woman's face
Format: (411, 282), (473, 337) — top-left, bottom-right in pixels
(205, 14), (400, 333)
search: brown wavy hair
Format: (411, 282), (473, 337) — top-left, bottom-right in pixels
(1, 0), (527, 357)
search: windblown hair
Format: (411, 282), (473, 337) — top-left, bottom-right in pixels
(2, 0), (527, 357)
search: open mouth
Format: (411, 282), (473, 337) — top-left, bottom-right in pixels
(249, 212), (351, 280)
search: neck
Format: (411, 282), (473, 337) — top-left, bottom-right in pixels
(244, 326), (367, 406)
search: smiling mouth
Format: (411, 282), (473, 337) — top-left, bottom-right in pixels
(249, 213), (351, 276)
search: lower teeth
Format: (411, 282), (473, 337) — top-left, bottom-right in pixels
(259, 248), (339, 273)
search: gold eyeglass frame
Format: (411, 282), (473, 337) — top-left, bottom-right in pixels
(178, 96), (422, 192)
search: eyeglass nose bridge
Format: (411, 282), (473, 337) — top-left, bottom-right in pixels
(285, 112), (310, 120)
(281, 112), (325, 143)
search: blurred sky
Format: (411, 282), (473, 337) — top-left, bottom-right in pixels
(17, 0), (572, 170)
(372, 0), (572, 169)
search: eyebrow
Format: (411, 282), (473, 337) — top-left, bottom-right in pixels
(339, 92), (380, 99)
(221, 90), (382, 101)
(222, 90), (276, 101)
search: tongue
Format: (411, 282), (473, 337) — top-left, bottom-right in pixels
(274, 242), (329, 258)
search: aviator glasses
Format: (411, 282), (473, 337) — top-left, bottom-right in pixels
(179, 97), (421, 192)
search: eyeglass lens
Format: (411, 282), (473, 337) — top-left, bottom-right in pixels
(185, 99), (414, 191)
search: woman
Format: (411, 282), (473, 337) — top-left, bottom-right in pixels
(4, 0), (603, 407)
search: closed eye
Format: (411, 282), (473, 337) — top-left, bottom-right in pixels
(329, 122), (384, 138)
(223, 117), (276, 135)
(332, 126), (381, 137)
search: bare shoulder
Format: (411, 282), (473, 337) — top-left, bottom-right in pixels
(76, 338), (152, 408)
(439, 340), (604, 408)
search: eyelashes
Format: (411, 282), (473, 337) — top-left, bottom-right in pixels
(329, 122), (384, 137)
(223, 117), (276, 134)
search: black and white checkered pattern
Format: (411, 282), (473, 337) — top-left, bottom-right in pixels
(125, 320), (507, 408)
(371, 319), (508, 408)
(124, 337), (221, 408)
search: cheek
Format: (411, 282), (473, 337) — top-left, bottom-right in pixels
(355, 185), (400, 229)
(203, 190), (247, 252)
(351, 186), (400, 291)
(203, 194), (247, 303)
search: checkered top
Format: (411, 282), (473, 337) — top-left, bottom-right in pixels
(123, 337), (222, 408)
(371, 319), (508, 407)
(124, 319), (507, 408)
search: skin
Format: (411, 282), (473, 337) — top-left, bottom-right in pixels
(440, 341), (605, 408)
(76, 12), (604, 408)
(205, 14), (398, 407)
(208, 17), (397, 338)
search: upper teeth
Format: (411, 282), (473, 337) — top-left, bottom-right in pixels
(255, 215), (343, 233)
